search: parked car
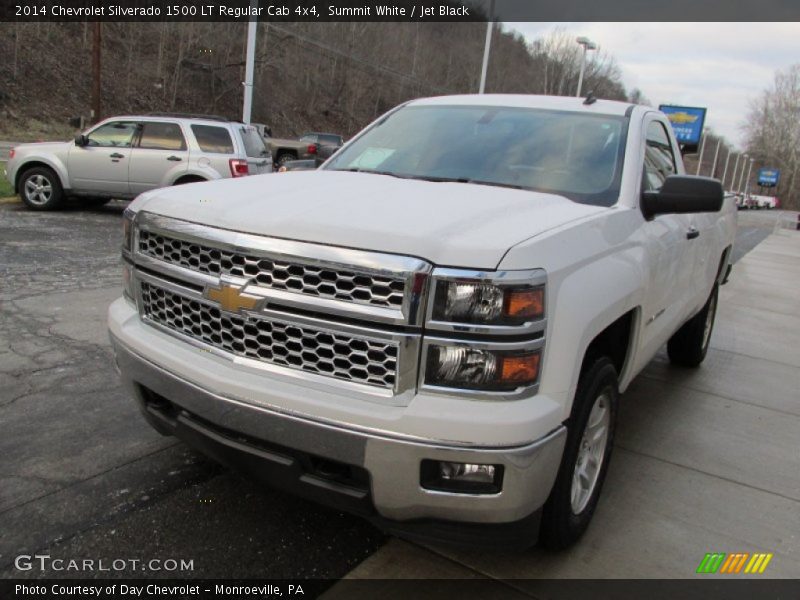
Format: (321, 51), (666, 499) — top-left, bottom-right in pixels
(277, 159), (318, 172)
(5, 114), (272, 211)
(299, 132), (344, 160)
(251, 123), (319, 167)
(110, 95), (736, 550)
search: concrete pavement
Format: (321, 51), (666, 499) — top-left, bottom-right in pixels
(326, 227), (800, 590)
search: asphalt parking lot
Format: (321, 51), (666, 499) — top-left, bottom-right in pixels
(0, 200), (795, 584)
(0, 200), (384, 581)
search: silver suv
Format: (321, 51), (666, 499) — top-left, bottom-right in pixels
(5, 114), (272, 211)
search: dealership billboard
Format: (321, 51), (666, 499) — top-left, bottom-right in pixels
(757, 168), (780, 187)
(659, 105), (707, 149)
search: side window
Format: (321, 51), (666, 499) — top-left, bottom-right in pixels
(191, 125), (234, 154)
(86, 122), (138, 148)
(643, 121), (677, 192)
(138, 122), (186, 151)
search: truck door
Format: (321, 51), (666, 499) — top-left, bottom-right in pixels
(636, 118), (698, 361)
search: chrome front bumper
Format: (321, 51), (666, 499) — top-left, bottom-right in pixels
(111, 334), (566, 529)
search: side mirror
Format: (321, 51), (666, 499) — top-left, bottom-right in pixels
(74, 134), (88, 147)
(641, 175), (723, 220)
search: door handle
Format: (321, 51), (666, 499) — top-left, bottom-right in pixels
(686, 228), (700, 240)
(166, 155), (182, 162)
(109, 152), (124, 159)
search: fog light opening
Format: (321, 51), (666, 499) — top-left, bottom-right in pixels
(420, 460), (503, 494)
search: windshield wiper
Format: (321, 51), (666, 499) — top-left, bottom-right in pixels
(333, 168), (414, 180)
(407, 175), (529, 191)
(333, 169), (529, 191)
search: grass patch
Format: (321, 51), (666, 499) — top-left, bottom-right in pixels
(0, 162), (16, 197)
(0, 118), (75, 143)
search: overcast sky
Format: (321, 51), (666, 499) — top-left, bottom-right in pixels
(506, 22), (799, 148)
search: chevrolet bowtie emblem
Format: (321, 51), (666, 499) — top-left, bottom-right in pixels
(204, 283), (262, 313)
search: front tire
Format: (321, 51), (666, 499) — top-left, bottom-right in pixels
(540, 357), (618, 550)
(20, 166), (64, 211)
(667, 284), (718, 367)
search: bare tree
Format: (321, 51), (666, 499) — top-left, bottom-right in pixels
(742, 64), (800, 208)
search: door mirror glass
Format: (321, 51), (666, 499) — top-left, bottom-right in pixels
(74, 134), (88, 147)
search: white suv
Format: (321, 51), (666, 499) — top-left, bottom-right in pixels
(5, 114), (272, 211)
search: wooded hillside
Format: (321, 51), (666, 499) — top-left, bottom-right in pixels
(0, 22), (629, 139)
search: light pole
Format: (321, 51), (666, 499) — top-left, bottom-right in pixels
(737, 154), (749, 193)
(730, 153), (741, 191)
(242, 0), (258, 124)
(575, 36), (597, 98)
(710, 138), (722, 178)
(478, 0), (496, 94)
(744, 158), (755, 197)
(695, 128), (710, 176)
(721, 149), (732, 189)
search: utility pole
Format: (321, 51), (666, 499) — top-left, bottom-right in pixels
(91, 22), (101, 123)
(242, 0), (258, 123)
(478, 0), (495, 94)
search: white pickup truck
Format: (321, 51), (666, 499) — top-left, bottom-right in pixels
(108, 95), (736, 549)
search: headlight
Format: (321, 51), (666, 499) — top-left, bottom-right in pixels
(429, 270), (545, 328)
(424, 344), (541, 392)
(122, 209), (136, 302)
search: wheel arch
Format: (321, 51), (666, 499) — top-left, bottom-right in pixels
(15, 158), (69, 193)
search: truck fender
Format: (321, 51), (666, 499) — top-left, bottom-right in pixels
(541, 250), (644, 421)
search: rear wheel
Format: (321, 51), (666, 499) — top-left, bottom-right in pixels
(20, 167), (64, 211)
(667, 284), (718, 367)
(540, 357), (618, 550)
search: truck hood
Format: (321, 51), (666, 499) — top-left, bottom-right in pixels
(131, 171), (606, 269)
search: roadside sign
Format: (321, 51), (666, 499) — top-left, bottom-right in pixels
(659, 105), (707, 146)
(757, 168), (780, 187)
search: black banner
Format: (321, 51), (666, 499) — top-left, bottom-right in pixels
(3, 579), (800, 600)
(1, 0), (800, 22)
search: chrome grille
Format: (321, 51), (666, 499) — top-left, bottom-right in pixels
(140, 282), (398, 389)
(138, 230), (405, 308)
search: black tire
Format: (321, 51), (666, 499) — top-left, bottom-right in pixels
(667, 284), (718, 368)
(277, 153), (297, 167)
(19, 166), (64, 211)
(540, 357), (618, 550)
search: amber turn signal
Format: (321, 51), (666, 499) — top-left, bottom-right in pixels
(499, 352), (541, 385)
(503, 288), (544, 320)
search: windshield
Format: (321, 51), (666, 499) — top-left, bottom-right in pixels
(325, 105), (627, 206)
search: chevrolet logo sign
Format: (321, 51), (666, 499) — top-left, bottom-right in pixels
(204, 283), (262, 314)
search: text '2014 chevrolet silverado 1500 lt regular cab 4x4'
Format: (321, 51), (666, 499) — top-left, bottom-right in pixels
(108, 95), (736, 549)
